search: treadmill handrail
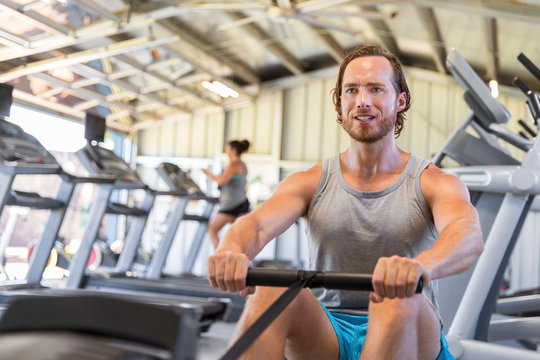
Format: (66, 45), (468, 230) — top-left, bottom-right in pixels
(487, 123), (534, 151)
(445, 165), (540, 194)
(112, 178), (148, 190)
(0, 161), (60, 175)
(60, 171), (117, 184)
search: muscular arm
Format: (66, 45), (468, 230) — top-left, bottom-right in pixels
(416, 164), (484, 281)
(372, 164), (483, 299)
(207, 164), (322, 293)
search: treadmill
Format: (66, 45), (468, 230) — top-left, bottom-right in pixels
(0, 102), (224, 337)
(436, 50), (540, 354)
(0, 293), (200, 360)
(67, 115), (245, 322)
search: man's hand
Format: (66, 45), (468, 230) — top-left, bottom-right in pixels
(207, 250), (256, 296)
(370, 256), (430, 303)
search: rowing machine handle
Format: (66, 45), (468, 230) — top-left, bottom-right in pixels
(246, 268), (423, 294)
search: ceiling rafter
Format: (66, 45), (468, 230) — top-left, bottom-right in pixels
(156, 19), (257, 99)
(415, 5), (447, 74)
(306, 24), (346, 63)
(411, 0), (540, 24)
(158, 18), (260, 86)
(483, 17), (499, 81)
(71, 63), (192, 115)
(112, 54), (220, 107)
(360, 5), (400, 56)
(0, 0), (72, 35)
(13, 88), (132, 133)
(28, 72), (152, 120)
(226, 11), (305, 76)
(0, 36), (179, 83)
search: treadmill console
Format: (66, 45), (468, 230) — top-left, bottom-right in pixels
(0, 119), (59, 166)
(157, 162), (204, 195)
(76, 143), (144, 186)
(446, 49), (511, 128)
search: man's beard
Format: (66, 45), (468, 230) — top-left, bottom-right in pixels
(342, 114), (396, 143)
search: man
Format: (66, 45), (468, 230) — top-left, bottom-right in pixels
(207, 45), (484, 360)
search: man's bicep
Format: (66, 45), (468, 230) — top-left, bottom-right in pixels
(430, 175), (478, 234)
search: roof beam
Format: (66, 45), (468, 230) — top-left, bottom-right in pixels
(112, 54), (221, 106)
(26, 72), (156, 124)
(0, 0), (72, 35)
(226, 11), (305, 76)
(483, 17), (499, 81)
(360, 5), (400, 55)
(13, 88), (132, 133)
(306, 25), (346, 63)
(415, 5), (447, 74)
(0, 36), (179, 83)
(158, 18), (260, 85)
(157, 20), (257, 99)
(71, 63), (192, 115)
(407, 0), (540, 24)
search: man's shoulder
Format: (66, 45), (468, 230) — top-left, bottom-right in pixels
(420, 163), (468, 200)
(287, 162), (323, 183)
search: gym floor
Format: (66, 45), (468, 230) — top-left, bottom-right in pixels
(198, 321), (236, 359)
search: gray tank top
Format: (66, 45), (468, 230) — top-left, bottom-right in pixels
(306, 153), (440, 318)
(220, 161), (248, 211)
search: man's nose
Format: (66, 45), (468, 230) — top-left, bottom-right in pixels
(356, 88), (371, 107)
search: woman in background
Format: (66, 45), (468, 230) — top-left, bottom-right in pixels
(202, 139), (251, 249)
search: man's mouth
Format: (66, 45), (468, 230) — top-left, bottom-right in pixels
(354, 115), (375, 122)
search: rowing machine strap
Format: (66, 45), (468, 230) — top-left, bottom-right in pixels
(219, 273), (317, 360)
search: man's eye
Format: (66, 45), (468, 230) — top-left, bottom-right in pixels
(373, 88), (383, 93)
(345, 88), (356, 94)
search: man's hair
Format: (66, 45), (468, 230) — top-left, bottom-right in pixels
(331, 45), (411, 138)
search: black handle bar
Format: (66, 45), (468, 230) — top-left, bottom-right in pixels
(518, 53), (540, 82)
(518, 119), (537, 138)
(513, 76), (540, 122)
(246, 268), (423, 293)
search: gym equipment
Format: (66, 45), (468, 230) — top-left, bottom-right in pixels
(67, 118), (245, 322)
(441, 50), (540, 358)
(0, 108), (227, 335)
(220, 268), (422, 360)
(0, 294), (199, 359)
(147, 161), (218, 277)
(0, 85), (116, 289)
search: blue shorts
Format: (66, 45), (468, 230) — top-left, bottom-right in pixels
(321, 304), (455, 360)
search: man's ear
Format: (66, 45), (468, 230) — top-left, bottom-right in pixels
(397, 92), (407, 112)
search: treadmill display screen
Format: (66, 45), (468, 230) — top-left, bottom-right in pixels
(0, 83), (13, 119)
(84, 113), (106, 143)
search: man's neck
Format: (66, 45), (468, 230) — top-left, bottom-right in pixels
(342, 135), (406, 181)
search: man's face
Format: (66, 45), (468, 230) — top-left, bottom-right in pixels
(340, 56), (406, 143)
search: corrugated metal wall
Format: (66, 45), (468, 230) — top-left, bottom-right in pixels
(138, 109), (225, 158)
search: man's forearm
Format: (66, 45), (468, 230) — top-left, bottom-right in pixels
(217, 215), (265, 260)
(417, 218), (483, 281)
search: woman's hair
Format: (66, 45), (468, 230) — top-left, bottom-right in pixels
(228, 139), (250, 155)
(330, 45), (412, 138)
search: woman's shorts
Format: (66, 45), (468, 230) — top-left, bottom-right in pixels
(219, 198), (250, 217)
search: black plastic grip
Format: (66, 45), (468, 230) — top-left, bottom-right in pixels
(513, 76), (531, 95)
(513, 77), (540, 121)
(518, 53), (540, 81)
(246, 268), (423, 294)
(518, 119), (537, 138)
